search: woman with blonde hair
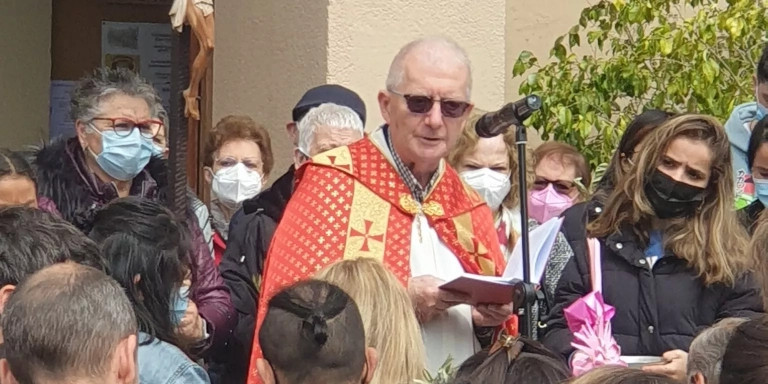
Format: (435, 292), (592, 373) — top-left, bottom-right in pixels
(315, 258), (426, 384)
(448, 108), (535, 259)
(543, 115), (763, 381)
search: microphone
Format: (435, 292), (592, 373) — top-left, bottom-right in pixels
(475, 95), (542, 138)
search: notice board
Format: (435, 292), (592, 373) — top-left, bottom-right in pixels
(50, 0), (172, 139)
(101, 21), (172, 113)
(51, 0), (171, 81)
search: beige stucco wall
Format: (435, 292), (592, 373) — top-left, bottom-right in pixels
(0, 0), (52, 149)
(506, 0), (592, 144)
(214, 0), (593, 178)
(505, 0), (591, 101)
(326, 0), (507, 127)
(213, 0), (330, 177)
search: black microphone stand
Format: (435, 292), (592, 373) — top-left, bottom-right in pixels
(474, 94), (542, 339)
(511, 123), (541, 339)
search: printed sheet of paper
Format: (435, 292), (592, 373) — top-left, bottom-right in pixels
(439, 217), (564, 304)
(503, 217), (564, 283)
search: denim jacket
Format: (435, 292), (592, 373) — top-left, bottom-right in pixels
(138, 333), (210, 384)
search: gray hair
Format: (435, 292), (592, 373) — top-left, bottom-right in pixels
(297, 103), (365, 154)
(385, 36), (473, 98)
(155, 103), (170, 138)
(70, 67), (162, 123)
(688, 317), (749, 384)
(1, 263), (137, 383)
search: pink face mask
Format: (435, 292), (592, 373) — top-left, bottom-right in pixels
(528, 184), (574, 223)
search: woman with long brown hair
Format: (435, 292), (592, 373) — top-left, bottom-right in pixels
(542, 115), (763, 381)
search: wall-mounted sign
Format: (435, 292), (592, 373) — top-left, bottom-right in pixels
(49, 80), (77, 140)
(101, 21), (173, 114)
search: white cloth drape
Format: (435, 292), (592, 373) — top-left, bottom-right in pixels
(409, 214), (478, 373)
(169, 0), (215, 32)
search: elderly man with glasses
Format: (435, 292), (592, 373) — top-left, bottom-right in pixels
(32, 67), (235, 362)
(247, 37), (513, 383)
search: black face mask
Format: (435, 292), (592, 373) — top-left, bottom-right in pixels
(644, 169), (706, 219)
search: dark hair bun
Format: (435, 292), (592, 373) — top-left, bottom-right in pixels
(303, 313), (329, 345)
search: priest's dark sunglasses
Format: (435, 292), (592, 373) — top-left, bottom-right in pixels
(388, 89), (472, 118)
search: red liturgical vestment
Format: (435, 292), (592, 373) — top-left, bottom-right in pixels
(247, 134), (509, 383)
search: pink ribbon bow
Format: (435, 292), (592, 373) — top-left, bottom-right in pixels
(564, 290), (625, 376)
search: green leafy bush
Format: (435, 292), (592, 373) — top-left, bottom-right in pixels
(514, 0), (768, 170)
(415, 357), (458, 384)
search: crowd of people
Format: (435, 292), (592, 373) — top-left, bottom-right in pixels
(0, 34), (767, 384)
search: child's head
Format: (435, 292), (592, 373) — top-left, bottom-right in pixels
(316, 258), (426, 384)
(452, 337), (569, 384)
(0, 149), (37, 208)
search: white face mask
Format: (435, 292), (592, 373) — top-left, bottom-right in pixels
(460, 168), (511, 211)
(211, 163), (263, 206)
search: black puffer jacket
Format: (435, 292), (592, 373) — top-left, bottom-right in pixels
(212, 166), (294, 383)
(553, 200), (606, 280)
(542, 223), (763, 359)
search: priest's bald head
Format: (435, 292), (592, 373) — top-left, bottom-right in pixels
(256, 279), (377, 384)
(377, 36), (474, 186)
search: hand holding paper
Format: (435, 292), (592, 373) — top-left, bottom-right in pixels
(410, 275), (471, 323)
(472, 303), (514, 327)
(439, 217), (564, 305)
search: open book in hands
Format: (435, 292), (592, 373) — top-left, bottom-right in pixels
(439, 217), (564, 305)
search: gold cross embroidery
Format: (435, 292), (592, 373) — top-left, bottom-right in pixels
(349, 220), (385, 252)
(399, 195), (444, 242)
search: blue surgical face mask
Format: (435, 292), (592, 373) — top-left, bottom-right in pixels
(757, 103), (768, 121)
(170, 285), (190, 326)
(755, 178), (768, 207)
(756, 87), (767, 121)
(150, 142), (165, 158)
(87, 124), (152, 181)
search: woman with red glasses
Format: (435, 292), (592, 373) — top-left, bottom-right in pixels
(31, 67), (235, 363)
(529, 142), (591, 223)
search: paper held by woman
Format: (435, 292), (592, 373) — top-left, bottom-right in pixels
(620, 355), (664, 368)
